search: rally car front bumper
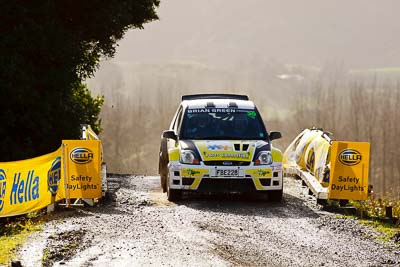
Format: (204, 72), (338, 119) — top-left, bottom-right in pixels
(167, 162), (283, 193)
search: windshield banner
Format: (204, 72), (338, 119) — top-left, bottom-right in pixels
(187, 108), (254, 114)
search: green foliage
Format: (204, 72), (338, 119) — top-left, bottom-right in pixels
(344, 197), (400, 244)
(0, 0), (159, 161)
(351, 195), (400, 219)
(359, 219), (399, 244)
(70, 83), (105, 135)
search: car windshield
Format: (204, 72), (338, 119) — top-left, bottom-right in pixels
(180, 108), (267, 140)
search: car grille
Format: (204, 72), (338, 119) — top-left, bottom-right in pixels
(197, 179), (256, 193)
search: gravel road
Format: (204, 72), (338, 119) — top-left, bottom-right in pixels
(17, 176), (399, 266)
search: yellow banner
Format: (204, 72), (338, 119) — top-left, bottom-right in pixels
(328, 141), (370, 200)
(195, 141), (255, 161)
(62, 140), (102, 199)
(0, 148), (63, 217)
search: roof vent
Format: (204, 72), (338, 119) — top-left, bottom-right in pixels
(206, 102), (215, 108)
(228, 102), (238, 108)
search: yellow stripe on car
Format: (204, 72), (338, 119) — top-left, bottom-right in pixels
(253, 178), (265, 190)
(190, 178), (202, 189)
(181, 168), (208, 177)
(246, 168), (273, 178)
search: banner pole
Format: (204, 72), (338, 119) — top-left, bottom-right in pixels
(62, 143), (70, 208)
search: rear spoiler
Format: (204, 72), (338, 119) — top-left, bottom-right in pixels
(182, 94), (249, 101)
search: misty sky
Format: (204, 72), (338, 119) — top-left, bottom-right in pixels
(112, 0), (400, 69)
(90, 0), (400, 178)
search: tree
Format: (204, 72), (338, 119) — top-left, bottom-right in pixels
(0, 0), (159, 161)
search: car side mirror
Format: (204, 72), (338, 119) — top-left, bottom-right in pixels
(162, 130), (178, 141)
(269, 131), (282, 141)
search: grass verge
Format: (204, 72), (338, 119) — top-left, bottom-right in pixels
(349, 196), (400, 244)
(359, 219), (399, 243)
(0, 213), (44, 265)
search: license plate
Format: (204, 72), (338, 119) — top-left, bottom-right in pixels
(211, 169), (243, 177)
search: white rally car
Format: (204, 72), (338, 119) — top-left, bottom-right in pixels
(159, 94), (283, 201)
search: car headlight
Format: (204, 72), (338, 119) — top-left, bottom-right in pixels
(180, 151), (200, 165)
(255, 151), (272, 165)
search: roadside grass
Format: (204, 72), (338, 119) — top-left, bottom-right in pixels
(349, 196), (400, 244)
(358, 219), (399, 243)
(0, 213), (44, 265)
(351, 195), (400, 218)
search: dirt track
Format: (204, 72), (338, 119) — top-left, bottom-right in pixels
(17, 176), (399, 266)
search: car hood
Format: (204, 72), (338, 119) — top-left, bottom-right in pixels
(180, 140), (270, 162)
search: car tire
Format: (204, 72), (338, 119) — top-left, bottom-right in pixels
(269, 189), (283, 202)
(159, 138), (169, 192)
(167, 188), (182, 202)
(167, 174), (181, 201)
(161, 175), (167, 193)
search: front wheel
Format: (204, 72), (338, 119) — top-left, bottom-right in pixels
(159, 138), (169, 192)
(167, 174), (181, 201)
(269, 189), (283, 202)
(167, 188), (182, 202)
(161, 174), (167, 193)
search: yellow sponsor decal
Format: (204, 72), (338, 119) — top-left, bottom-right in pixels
(0, 147), (63, 217)
(63, 140), (102, 199)
(196, 141), (254, 161)
(245, 168), (272, 189)
(328, 141), (370, 200)
(202, 151), (251, 161)
(181, 168), (208, 177)
(246, 168), (272, 178)
(181, 168), (207, 190)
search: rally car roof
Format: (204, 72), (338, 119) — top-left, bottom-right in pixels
(182, 94), (249, 101)
(181, 94), (255, 110)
